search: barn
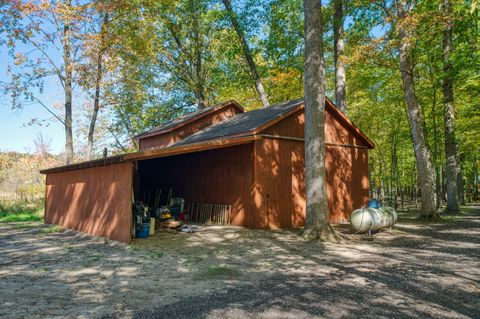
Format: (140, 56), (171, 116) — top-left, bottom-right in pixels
(40, 98), (374, 243)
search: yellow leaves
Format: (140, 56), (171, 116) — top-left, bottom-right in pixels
(14, 52), (26, 66)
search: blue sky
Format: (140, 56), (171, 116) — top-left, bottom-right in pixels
(0, 42), (66, 154)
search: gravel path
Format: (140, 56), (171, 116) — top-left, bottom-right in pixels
(1, 205), (479, 318)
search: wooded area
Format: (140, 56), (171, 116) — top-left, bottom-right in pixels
(0, 0), (478, 215)
(1, 2), (480, 317)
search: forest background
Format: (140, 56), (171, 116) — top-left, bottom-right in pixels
(0, 0), (478, 207)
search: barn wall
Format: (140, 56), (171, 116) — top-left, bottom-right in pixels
(45, 162), (133, 243)
(253, 138), (306, 229)
(138, 144), (256, 227)
(139, 105), (242, 150)
(263, 105), (367, 146)
(256, 107), (370, 225)
(326, 145), (369, 222)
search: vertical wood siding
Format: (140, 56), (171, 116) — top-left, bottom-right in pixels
(45, 162), (132, 243)
(255, 106), (370, 226)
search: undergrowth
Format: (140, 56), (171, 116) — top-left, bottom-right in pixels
(0, 201), (43, 222)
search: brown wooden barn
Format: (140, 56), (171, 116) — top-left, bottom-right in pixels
(41, 99), (374, 243)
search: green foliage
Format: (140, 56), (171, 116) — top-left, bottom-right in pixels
(0, 202), (43, 222)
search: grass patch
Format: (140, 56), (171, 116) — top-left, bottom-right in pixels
(197, 264), (240, 280)
(148, 251), (165, 259)
(0, 202), (43, 222)
(40, 225), (64, 233)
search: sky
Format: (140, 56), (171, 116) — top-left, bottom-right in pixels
(0, 40), (66, 154)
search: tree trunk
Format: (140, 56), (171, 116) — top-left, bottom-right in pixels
(397, 1), (437, 219)
(474, 156), (479, 201)
(191, 0), (207, 109)
(333, 0), (347, 112)
(443, 0), (461, 213)
(303, 0), (333, 240)
(432, 84), (442, 209)
(195, 90), (207, 109)
(456, 153), (465, 205)
(64, 0), (74, 165)
(427, 47), (442, 209)
(87, 53), (103, 160)
(222, 0), (269, 108)
(87, 13), (109, 160)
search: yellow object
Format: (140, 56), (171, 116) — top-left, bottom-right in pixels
(161, 213), (172, 219)
(149, 218), (155, 235)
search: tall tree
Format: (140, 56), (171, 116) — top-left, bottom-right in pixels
(83, 9), (111, 160)
(221, 0), (270, 107)
(333, 0), (347, 112)
(154, 0), (215, 109)
(303, 0), (332, 240)
(442, 0), (461, 212)
(1, 0), (81, 164)
(376, 0), (438, 218)
(63, 0), (74, 164)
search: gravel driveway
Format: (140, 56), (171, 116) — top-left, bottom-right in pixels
(1, 205), (479, 318)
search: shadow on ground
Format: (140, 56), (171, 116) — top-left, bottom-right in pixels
(0, 205), (479, 319)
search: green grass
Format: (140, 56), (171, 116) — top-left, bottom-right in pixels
(148, 251), (165, 259)
(40, 225), (64, 233)
(199, 265), (240, 279)
(0, 202), (43, 222)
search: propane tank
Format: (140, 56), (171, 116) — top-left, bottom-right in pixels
(350, 206), (398, 233)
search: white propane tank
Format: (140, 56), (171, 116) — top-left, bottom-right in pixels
(350, 206), (398, 233)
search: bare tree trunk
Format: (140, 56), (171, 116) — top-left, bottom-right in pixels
(397, 1), (437, 219)
(333, 0), (347, 112)
(64, 0), (74, 165)
(443, 0), (461, 213)
(474, 156), (479, 201)
(457, 154), (465, 205)
(87, 13), (109, 160)
(428, 53), (442, 209)
(87, 54), (103, 160)
(191, 0), (207, 109)
(303, 0), (333, 240)
(195, 90), (207, 109)
(222, 0), (269, 108)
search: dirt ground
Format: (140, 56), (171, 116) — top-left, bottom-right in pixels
(1, 205), (479, 319)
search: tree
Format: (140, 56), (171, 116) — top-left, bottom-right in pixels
(375, 0), (438, 219)
(77, 1), (120, 160)
(1, 1), (82, 164)
(303, 0), (333, 240)
(333, 0), (346, 112)
(221, 0), (270, 108)
(442, 0), (462, 212)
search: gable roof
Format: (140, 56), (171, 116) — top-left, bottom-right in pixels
(41, 98), (373, 174)
(174, 98), (374, 149)
(137, 100), (244, 139)
(175, 99), (304, 146)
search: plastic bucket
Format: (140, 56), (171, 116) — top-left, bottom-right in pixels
(136, 223), (150, 238)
